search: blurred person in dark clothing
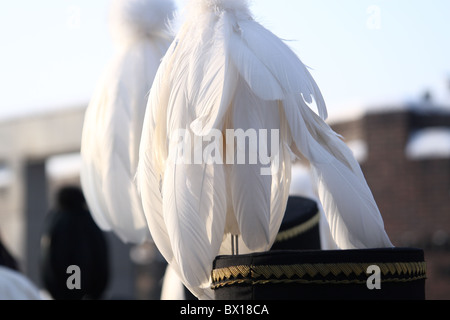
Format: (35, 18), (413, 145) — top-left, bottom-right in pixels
(40, 186), (109, 300)
(0, 232), (19, 272)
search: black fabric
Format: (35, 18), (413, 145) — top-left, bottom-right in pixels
(184, 285), (198, 300)
(277, 197), (318, 229)
(40, 186), (109, 300)
(214, 280), (426, 301)
(270, 196), (321, 251)
(215, 247), (424, 266)
(0, 240), (19, 271)
(213, 248), (426, 300)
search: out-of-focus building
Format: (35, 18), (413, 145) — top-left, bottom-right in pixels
(0, 100), (449, 299)
(0, 106), (166, 300)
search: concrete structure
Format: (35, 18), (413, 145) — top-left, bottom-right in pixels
(0, 107), (86, 262)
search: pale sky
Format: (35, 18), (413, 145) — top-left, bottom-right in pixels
(0, 0), (449, 121)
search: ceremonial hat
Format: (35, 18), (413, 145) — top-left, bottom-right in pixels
(271, 196), (321, 251)
(212, 248), (426, 300)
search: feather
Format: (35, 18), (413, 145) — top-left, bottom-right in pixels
(160, 265), (186, 300)
(110, 0), (176, 45)
(227, 77), (284, 250)
(283, 97), (393, 248)
(137, 38), (217, 299)
(137, 0), (392, 299)
(220, 2), (391, 249)
(236, 18), (328, 119)
(162, 149), (226, 288)
(80, 0), (176, 244)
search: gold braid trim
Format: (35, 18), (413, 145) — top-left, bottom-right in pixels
(211, 262), (427, 289)
(275, 212), (321, 243)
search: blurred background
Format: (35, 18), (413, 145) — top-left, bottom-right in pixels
(0, 0), (449, 299)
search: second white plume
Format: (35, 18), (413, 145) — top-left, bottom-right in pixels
(80, 0), (176, 244)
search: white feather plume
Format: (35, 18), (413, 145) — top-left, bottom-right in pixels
(191, 0), (251, 12)
(110, 0), (176, 45)
(137, 0), (392, 299)
(80, 0), (176, 244)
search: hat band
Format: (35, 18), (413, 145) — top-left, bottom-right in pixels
(275, 211), (321, 243)
(211, 261), (427, 289)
